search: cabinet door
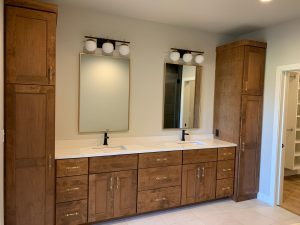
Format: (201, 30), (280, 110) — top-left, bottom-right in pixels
(5, 84), (55, 225)
(236, 95), (262, 200)
(6, 6), (56, 85)
(88, 173), (114, 222)
(197, 162), (217, 202)
(242, 46), (266, 95)
(181, 164), (199, 205)
(113, 170), (137, 217)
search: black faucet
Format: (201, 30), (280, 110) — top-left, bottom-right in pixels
(181, 129), (189, 141)
(103, 132), (109, 145)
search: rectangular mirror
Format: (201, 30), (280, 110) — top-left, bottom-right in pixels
(163, 63), (202, 129)
(79, 53), (130, 132)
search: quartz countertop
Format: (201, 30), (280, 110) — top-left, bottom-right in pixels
(55, 136), (237, 160)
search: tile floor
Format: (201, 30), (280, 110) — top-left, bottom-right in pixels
(97, 199), (300, 225)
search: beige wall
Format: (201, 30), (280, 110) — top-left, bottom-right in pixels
(0, 0), (4, 223)
(239, 18), (300, 204)
(55, 4), (231, 140)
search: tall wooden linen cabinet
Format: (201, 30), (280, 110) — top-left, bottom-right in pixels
(4, 0), (57, 224)
(213, 40), (267, 201)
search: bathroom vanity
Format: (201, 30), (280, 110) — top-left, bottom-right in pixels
(55, 139), (236, 224)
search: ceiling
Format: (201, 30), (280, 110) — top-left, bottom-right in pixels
(49, 0), (300, 35)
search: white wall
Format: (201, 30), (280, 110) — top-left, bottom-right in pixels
(55, 4), (231, 140)
(239, 18), (300, 204)
(0, 0), (4, 224)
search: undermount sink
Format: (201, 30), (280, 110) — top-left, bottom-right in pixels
(176, 140), (206, 145)
(89, 145), (128, 151)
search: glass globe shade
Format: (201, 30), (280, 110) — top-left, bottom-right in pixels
(195, 54), (204, 64)
(170, 51), (180, 62)
(119, 44), (130, 56)
(85, 39), (97, 53)
(102, 42), (114, 54)
(183, 53), (193, 63)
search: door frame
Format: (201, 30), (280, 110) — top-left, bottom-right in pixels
(274, 64), (300, 205)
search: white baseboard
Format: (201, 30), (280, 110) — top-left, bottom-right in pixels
(257, 192), (275, 206)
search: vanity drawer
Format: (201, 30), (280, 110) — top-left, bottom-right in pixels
(217, 160), (235, 179)
(56, 175), (88, 203)
(183, 148), (217, 164)
(139, 151), (182, 168)
(137, 186), (181, 213)
(56, 158), (88, 177)
(218, 147), (235, 161)
(138, 165), (182, 191)
(216, 178), (234, 198)
(56, 200), (87, 225)
(89, 154), (138, 173)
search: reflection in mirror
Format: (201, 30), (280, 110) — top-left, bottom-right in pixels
(79, 54), (130, 132)
(163, 63), (201, 129)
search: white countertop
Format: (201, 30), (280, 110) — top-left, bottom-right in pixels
(55, 136), (237, 160)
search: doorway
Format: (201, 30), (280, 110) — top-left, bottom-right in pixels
(277, 69), (300, 215)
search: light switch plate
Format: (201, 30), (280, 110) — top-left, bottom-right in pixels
(0, 129), (4, 143)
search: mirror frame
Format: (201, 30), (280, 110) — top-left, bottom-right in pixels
(162, 62), (202, 130)
(78, 53), (131, 133)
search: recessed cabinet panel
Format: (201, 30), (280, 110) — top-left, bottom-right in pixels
(6, 6), (56, 85)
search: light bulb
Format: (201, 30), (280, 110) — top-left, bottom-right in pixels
(119, 44), (130, 56)
(195, 54), (204, 64)
(102, 42), (114, 54)
(170, 51), (180, 62)
(85, 39), (97, 53)
(183, 53), (193, 63)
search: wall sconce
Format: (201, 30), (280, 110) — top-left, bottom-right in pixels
(84, 36), (130, 56)
(169, 48), (204, 65)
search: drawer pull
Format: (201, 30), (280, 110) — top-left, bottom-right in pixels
(155, 197), (167, 202)
(222, 187), (231, 191)
(202, 167), (205, 177)
(66, 187), (80, 192)
(116, 176), (120, 189)
(156, 158), (168, 162)
(196, 167), (201, 179)
(223, 152), (233, 156)
(155, 176), (168, 181)
(222, 168), (232, 172)
(110, 176), (114, 191)
(65, 212), (79, 217)
(66, 166), (80, 170)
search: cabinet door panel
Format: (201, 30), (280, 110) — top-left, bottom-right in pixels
(242, 46), (266, 95)
(114, 170), (137, 217)
(5, 84), (55, 225)
(88, 173), (114, 222)
(197, 162), (217, 202)
(6, 6), (56, 85)
(181, 164), (199, 205)
(237, 95), (262, 200)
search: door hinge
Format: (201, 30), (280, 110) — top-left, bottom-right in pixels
(0, 130), (4, 144)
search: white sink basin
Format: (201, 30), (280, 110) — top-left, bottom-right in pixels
(81, 145), (128, 152)
(177, 141), (206, 145)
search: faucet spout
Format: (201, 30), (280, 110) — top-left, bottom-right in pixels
(103, 131), (109, 145)
(181, 129), (189, 141)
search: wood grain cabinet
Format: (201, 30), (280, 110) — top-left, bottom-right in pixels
(214, 40), (266, 201)
(4, 1), (58, 225)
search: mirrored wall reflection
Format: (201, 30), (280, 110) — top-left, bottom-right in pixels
(163, 63), (202, 129)
(79, 54), (130, 132)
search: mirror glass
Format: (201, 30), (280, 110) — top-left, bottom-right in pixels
(79, 54), (130, 132)
(163, 63), (201, 129)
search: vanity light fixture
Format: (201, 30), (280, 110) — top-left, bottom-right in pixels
(170, 48), (204, 65)
(84, 36), (130, 56)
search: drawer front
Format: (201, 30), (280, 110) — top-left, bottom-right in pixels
(217, 160), (235, 179)
(56, 175), (88, 203)
(138, 165), (182, 191)
(137, 186), (181, 213)
(56, 158), (88, 177)
(183, 148), (217, 164)
(139, 151), (182, 168)
(89, 154), (138, 173)
(218, 147), (235, 161)
(56, 200), (87, 225)
(216, 178), (234, 198)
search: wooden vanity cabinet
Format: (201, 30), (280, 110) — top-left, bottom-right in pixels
(214, 40), (266, 201)
(88, 155), (138, 223)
